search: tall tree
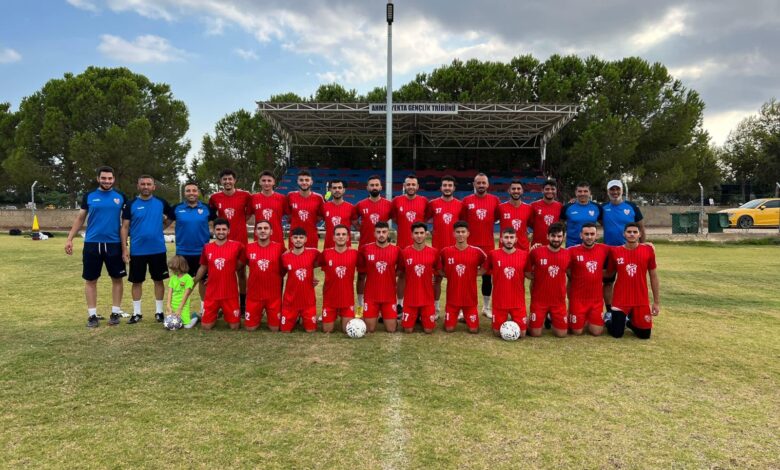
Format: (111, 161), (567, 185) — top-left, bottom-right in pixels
(0, 103), (20, 201)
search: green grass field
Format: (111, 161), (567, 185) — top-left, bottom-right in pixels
(0, 236), (778, 468)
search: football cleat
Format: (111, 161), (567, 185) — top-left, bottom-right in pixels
(481, 307), (493, 319)
(128, 314), (142, 324)
(87, 315), (99, 328)
(108, 312), (121, 326)
(155, 312), (164, 323)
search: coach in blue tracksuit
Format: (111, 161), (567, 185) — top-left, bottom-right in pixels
(121, 175), (174, 324)
(560, 182), (602, 247)
(169, 181), (214, 313)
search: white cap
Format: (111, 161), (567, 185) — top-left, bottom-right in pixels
(607, 179), (622, 189)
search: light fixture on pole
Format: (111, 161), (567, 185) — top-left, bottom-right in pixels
(385, 1), (393, 203)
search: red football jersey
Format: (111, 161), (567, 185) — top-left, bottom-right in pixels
(250, 192), (288, 244)
(281, 248), (321, 310)
(529, 199), (563, 246)
(209, 190), (252, 245)
(199, 240), (244, 300)
(320, 247), (358, 308)
(497, 201), (533, 251)
(243, 241), (284, 301)
(322, 201), (355, 249)
(610, 244), (657, 307)
(353, 198), (393, 247)
(460, 194), (500, 252)
(287, 191), (324, 249)
(401, 245), (440, 307)
(392, 195), (428, 249)
(486, 248), (529, 309)
(440, 245), (487, 307)
(426, 197), (464, 250)
(567, 243), (610, 303)
(525, 245), (570, 305)
(357, 242), (401, 303)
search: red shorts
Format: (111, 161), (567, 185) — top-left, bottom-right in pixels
(322, 304), (355, 323)
(568, 299), (604, 329)
(492, 307), (527, 331)
(613, 304), (653, 329)
(363, 301), (396, 320)
(529, 302), (567, 330)
(445, 305), (479, 330)
(280, 306), (317, 332)
(402, 305), (436, 330)
(245, 297), (281, 328)
(203, 297), (240, 325)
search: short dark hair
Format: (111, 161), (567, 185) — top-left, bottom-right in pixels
(330, 178), (345, 187)
(291, 227), (307, 236)
(183, 181), (199, 189)
(576, 181), (591, 189)
(474, 172), (488, 179)
(137, 174), (154, 181)
(297, 170), (312, 178)
(259, 170), (275, 180)
(255, 219), (271, 228)
(374, 221), (389, 230)
(582, 222), (598, 230)
(96, 166), (114, 177)
(624, 222), (641, 231)
(543, 179), (557, 188)
(453, 220), (469, 230)
(441, 175), (456, 184)
(214, 218), (230, 228)
(367, 174), (382, 183)
(501, 227), (516, 235)
(333, 224), (349, 234)
(411, 222), (427, 232)
(509, 179), (524, 187)
(219, 169), (237, 179)
(405, 174), (418, 181)
(548, 221), (565, 236)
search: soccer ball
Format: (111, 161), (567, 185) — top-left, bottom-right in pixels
(345, 318), (367, 338)
(499, 321), (521, 341)
(163, 315), (183, 330)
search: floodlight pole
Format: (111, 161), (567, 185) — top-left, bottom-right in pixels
(385, 1), (394, 203)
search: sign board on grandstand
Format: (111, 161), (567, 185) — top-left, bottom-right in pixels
(368, 103), (458, 114)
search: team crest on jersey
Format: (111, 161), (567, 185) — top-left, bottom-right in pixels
(503, 266), (515, 279)
(644, 314), (652, 323)
(299, 210), (309, 221)
(113, 198), (120, 205)
(512, 219), (522, 230)
(455, 264), (466, 277)
(623, 209), (631, 215)
(263, 208), (273, 220)
(405, 211), (417, 222)
(224, 207), (235, 219)
(588, 210), (595, 216)
(443, 213), (453, 224)
(376, 261), (388, 274)
(335, 266), (347, 279)
(626, 263), (638, 277)
(586, 261), (598, 273)
(414, 264), (425, 277)
(214, 258), (226, 270)
(369, 213), (380, 224)
(197, 208), (203, 215)
(331, 216), (341, 225)
(544, 214), (554, 226)
(257, 259), (270, 271)
(295, 268), (307, 281)
(476, 209), (487, 220)
(547, 265), (560, 277)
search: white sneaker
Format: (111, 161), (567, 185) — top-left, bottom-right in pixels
(184, 314), (200, 329)
(482, 307), (493, 319)
(458, 312), (465, 323)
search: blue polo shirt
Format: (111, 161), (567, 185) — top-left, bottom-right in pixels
(560, 201), (602, 246)
(81, 188), (127, 243)
(602, 200), (643, 246)
(171, 201), (214, 256)
(122, 196), (172, 255)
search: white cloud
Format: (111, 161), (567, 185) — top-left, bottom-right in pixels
(105, 0), (175, 21)
(66, 0), (99, 12)
(630, 6), (688, 49)
(0, 47), (22, 64)
(669, 60), (722, 81)
(704, 108), (757, 145)
(98, 34), (188, 63)
(234, 48), (258, 60)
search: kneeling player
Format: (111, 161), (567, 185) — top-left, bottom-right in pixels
(280, 228), (321, 333)
(244, 220), (284, 331)
(486, 228), (529, 338)
(358, 222), (402, 333)
(400, 222), (440, 333)
(525, 222), (570, 337)
(320, 225), (358, 333)
(566, 223), (610, 335)
(193, 218), (245, 330)
(605, 222), (660, 339)
(439, 221), (487, 334)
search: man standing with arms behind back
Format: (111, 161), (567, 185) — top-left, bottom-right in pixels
(321, 179), (355, 249)
(426, 175), (463, 318)
(251, 170), (288, 245)
(530, 179), (562, 247)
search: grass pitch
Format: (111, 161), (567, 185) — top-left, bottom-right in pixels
(0, 236), (778, 468)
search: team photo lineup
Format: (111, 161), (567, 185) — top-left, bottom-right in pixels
(66, 165), (659, 340)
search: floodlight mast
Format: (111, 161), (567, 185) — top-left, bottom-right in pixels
(385, 1), (393, 202)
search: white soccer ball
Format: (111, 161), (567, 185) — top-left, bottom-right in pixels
(345, 318), (367, 338)
(163, 315), (183, 330)
(499, 321), (521, 341)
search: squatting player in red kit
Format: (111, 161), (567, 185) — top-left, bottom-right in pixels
(280, 228), (321, 333)
(193, 218), (245, 330)
(357, 221), (402, 333)
(605, 222), (660, 339)
(400, 222), (440, 334)
(439, 221), (488, 334)
(566, 222), (610, 336)
(485, 228), (529, 337)
(426, 175), (463, 317)
(320, 225), (359, 333)
(392, 174), (429, 311)
(525, 221), (571, 337)
(243, 220), (284, 332)
(286, 169), (324, 249)
(321, 179), (355, 249)
(354, 175), (393, 314)
(250, 170), (288, 245)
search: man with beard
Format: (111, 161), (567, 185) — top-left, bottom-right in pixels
(193, 219), (245, 330)
(353, 175), (393, 314)
(357, 222), (402, 333)
(243, 220), (284, 332)
(529, 179), (562, 247)
(497, 179), (533, 251)
(320, 225), (359, 333)
(121, 175), (174, 324)
(524, 221), (571, 338)
(321, 179), (355, 249)
(250, 170), (288, 245)
(65, 166), (128, 328)
(391, 174), (428, 313)
(439, 221), (488, 334)
(567, 223), (610, 336)
(286, 169), (324, 249)
(280, 227), (321, 333)
(426, 175), (463, 317)
(460, 173), (500, 319)
(485, 228), (529, 338)
(400, 222), (440, 334)
(560, 182), (602, 247)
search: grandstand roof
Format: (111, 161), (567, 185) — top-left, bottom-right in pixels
(256, 102), (578, 150)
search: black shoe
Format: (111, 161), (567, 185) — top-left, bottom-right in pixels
(108, 312), (121, 326)
(155, 312), (164, 322)
(87, 315), (99, 328)
(544, 313), (552, 330)
(397, 304), (403, 320)
(128, 314), (142, 324)
(95, 314), (105, 320)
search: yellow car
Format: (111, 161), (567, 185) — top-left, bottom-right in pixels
(719, 198), (780, 228)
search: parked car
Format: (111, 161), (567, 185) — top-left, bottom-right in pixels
(718, 198), (780, 228)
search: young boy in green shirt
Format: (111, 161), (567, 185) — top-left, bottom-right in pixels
(166, 256), (198, 328)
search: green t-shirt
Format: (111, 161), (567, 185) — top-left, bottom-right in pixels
(168, 273), (194, 323)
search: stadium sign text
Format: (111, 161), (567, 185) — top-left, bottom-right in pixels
(369, 103), (458, 114)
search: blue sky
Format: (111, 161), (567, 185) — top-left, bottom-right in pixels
(2, 0), (778, 160)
